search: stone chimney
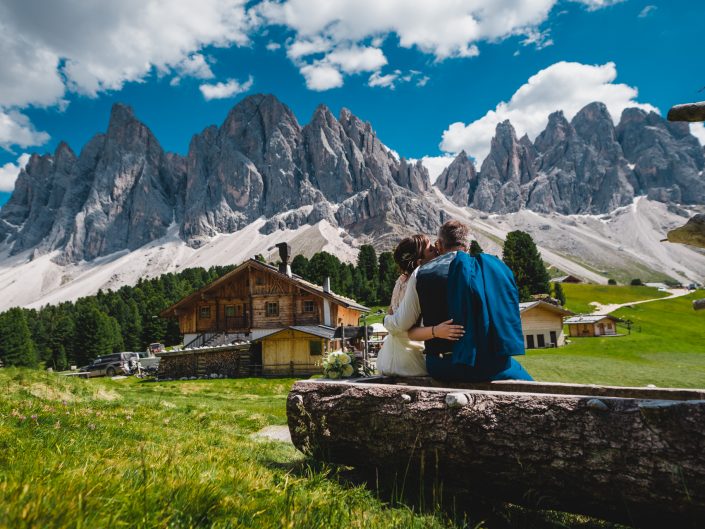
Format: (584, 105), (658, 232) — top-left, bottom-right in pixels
(271, 242), (292, 277)
(323, 277), (331, 293)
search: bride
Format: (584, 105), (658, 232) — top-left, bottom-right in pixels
(376, 234), (465, 376)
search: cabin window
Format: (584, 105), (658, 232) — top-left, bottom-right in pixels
(266, 302), (279, 317)
(225, 305), (236, 317)
(550, 331), (557, 346)
(303, 300), (315, 313)
(309, 340), (323, 355)
(537, 334), (546, 348)
(199, 306), (211, 319)
(256, 276), (265, 286)
(526, 335), (535, 349)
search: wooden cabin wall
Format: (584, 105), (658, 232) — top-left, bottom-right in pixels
(261, 329), (327, 375)
(334, 305), (362, 327)
(174, 264), (364, 335)
(521, 307), (566, 347)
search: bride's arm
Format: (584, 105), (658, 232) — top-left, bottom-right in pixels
(383, 271), (421, 335)
(407, 320), (465, 341)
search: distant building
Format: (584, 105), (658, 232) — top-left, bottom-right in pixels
(160, 258), (369, 376)
(565, 314), (621, 337)
(519, 301), (574, 348)
(550, 275), (583, 284)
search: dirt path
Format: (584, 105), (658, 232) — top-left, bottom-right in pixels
(589, 289), (691, 314)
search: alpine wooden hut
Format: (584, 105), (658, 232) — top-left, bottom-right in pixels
(159, 258), (369, 376)
(519, 300), (574, 348)
(565, 314), (621, 337)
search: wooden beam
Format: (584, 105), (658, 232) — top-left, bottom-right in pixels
(667, 101), (705, 122)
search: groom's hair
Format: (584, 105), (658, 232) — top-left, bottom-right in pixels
(438, 220), (469, 251)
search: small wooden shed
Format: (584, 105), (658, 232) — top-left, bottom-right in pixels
(519, 300), (574, 348)
(253, 325), (339, 376)
(565, 315), (620, 337)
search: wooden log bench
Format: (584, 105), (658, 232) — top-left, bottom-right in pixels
(287, 377), (705, 527)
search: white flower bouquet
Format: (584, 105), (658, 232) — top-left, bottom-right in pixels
(321, 350), (358, 379)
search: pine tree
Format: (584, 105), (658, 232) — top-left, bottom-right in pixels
(0, 308), (39, 367)
(469, 240), (483, 256)
(377, 252), (398, 305)
(357, 245), (378, 283)
(553, 282), (567, 306)
(502, 230), (551, 301)
(291, 255), (309, 278)
(73, 301), (116, 366)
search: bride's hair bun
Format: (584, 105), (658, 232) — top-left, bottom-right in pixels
(394, 234), (430, 274)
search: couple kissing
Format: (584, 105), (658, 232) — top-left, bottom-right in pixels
(377, 220), (533, 383)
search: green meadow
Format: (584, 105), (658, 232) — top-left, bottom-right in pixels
(520, 289), (705, 388)
(559, 283), (669, 314)
(0, 370), (625, 529)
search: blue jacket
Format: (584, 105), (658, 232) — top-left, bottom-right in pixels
(447, 252), (525, 366)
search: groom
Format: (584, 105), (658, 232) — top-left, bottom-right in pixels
(384, 220), (532, 382)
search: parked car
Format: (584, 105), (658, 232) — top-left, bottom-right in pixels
(80, 352), (140, 378)
(137, 351), (160, 370)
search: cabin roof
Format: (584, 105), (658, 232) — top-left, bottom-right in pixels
(160, 258), (370, 317)
(253, 325), (337, 341)
(519, 300), (574, 317)
(564, 314), (621, 324)
(549, 275), (583, 283)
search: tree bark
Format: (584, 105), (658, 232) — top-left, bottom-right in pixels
(288, 379), (705, 527)
(667, 101), (705, 122)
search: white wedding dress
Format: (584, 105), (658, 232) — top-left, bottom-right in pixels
(376, 274), (428, 376)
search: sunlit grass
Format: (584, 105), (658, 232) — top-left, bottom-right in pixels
(560, 283), (669, 314)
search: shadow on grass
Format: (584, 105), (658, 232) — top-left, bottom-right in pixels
(259, 454), (629, 529)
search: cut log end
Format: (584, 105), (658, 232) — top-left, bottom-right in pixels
(667, 101), (705, 122)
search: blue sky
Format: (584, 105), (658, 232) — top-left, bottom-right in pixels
(0, 0), (703, 206)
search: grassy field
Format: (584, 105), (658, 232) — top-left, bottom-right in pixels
(521, 291), (705, 388)
(560, 283), (669, 314)
(0, 369), (626, 529)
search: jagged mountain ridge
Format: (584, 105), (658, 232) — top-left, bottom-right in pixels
(0, 94), (439, 264)
(436, 102), (705, 214)
(1, 95), (704, 275)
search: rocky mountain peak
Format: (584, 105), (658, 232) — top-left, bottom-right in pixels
(534, 111), (572, 153)
(571, 101), (617, 147)
(434, 151), (478, 207)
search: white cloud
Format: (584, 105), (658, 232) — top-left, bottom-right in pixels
(638, 5), (657, 18)
(199, 76), (254, 100)
(421, 154), (456, 184)
(175, 54), (215, 80)
(0, 153), (31, 192)
(256, 0), (560, 60)
(266, 41), (281, 51)
(368, 69), (428, 90)
(572, 0), (625, 10)
(690, 123), (705, 147)
(257, 0), (612, 89)
(368, 71), (400, 89)
(0, 111), (50, 151)
(327, 45), (387, 73)
(300, 62), (344, 91)
(440, 61), (658, 162)
(521, 29), (554, 49)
